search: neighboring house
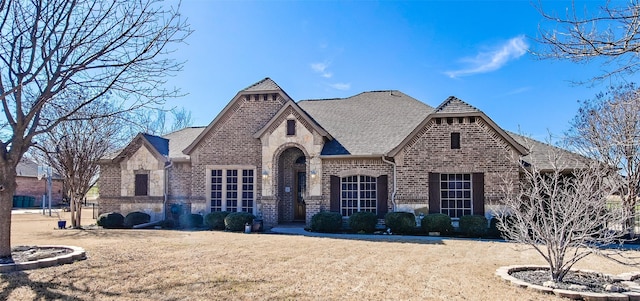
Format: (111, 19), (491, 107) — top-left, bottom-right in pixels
(15, 159), (64, 207)
(97, 78), (585, 226)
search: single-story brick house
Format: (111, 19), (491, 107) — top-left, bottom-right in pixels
(15, 159), (64, 207)
(97, 78), (582, 227)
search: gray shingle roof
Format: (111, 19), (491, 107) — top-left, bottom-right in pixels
(507, 131), (589, 171)
(298, 91), (433, 155)
(242, 77), (282, 92)
(163, 127), (205, 159)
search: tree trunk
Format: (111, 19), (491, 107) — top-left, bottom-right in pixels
(72, 198), (82, 228)
(0, 164), (18, 259)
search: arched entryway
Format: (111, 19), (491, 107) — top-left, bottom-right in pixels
(276, 147), (307, 223)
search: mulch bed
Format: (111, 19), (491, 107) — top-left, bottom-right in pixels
(512, 269), (619, 293)
(0, 246), (73, 264)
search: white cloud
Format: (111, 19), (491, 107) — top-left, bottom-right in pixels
(311, 62), (333, 78)
(329, 82), (350, 90)
(445, 35), (529, 78)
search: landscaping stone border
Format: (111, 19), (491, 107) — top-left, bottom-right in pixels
(0, 245), (86, 273)
(496, 265), (640, 300)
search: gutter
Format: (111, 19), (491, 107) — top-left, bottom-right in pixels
(163, 158), (173, 220)
(381, 156), (397, 212)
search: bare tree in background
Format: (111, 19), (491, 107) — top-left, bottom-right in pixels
(496, 141), (634, 283)
(0, 0), (190, 260)
(132, 107), (193, 136)
(33, 101), (125, 229)
(567, 83), (640, 235)
(536, 1), (640, 82)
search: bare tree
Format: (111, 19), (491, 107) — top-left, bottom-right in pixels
(129, 107), (193, 136)
(33, 101), (124, 229)
(496, 141), (634, 283)
(536, 1), (640, 82)
(568, 83), (640, 235)
(0, 0), (190, 260)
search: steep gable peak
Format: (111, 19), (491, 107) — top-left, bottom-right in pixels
(241, 77), (282, 92)
(434, 96), (481, 114)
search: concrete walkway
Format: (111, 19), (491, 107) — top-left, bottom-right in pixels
(269, 225), (640, 249)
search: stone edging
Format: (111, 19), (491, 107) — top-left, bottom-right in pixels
(0, 245), (86, 273)
(496, 265), (640, 300)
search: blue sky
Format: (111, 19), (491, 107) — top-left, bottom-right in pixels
(164, 0), (639, 142)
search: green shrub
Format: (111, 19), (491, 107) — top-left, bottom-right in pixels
(124, 211), (151, 228)
(488, 216), (515, 239)
(97, 212), (125, 229)
(179, 213), (204, 229)
(224, 212), (255, 232)
(348, 211), (377, 233)
(204, 211), (231, 230)
(384, 212), (416, 234)
(310, 211), (342, 233)
(459, 215), (488, 237)
(421, 213), (453, 235)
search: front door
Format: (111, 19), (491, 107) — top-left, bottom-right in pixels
(294, 171), (306, 221)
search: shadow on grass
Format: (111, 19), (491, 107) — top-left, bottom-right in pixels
(269, 231), (447, 245)
(0, 269), (122, 300)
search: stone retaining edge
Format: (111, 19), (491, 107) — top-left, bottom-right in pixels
(0, 245), (86, 273)
(496, 265), (640, 301)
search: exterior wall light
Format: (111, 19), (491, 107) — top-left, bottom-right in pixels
(310, 170), (317, 178)
(262, 170), (269, 179)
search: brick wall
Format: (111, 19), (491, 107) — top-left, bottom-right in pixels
(395, 117), (519, 212)
(189, 93), (286, 216)
(15, 177), (64, 206)
(321, 158), (394, 213)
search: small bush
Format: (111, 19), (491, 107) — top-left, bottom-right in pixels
(459, 215), (488, 237)
(384, 212), (416, 234)
(204, 211), (231, 230)
(224, 212), (255, 232)
(179, 213), (204, 229)
(348, 211), (377, 233)
(488, 215), (516, 239)
(310, 211), (342, 233)
(97, 212), (125, 229)
(422, 213), (453, 235)
(124, 211), (151, 228)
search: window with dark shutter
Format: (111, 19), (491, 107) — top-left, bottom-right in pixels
(287, 119), (296, 136)
(451, 132), (460, 149)
(428, 173), (440, 214)
(376, 175), (388, 218)
(134, 174), (148, 196)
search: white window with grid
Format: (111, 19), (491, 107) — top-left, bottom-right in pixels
(208, 167), (255, 213)
(341, 175), (376, 217)
(440, 173), (472, 218)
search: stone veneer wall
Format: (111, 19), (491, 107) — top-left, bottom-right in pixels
(395, 116), (519, 214)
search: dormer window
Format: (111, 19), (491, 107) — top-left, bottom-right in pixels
(287, 119), (296, 136)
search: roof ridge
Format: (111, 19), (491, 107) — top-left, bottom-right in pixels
(241, 77), (282, 92)
(433, 96), (481, 113)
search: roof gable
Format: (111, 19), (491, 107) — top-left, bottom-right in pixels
(388, 96), (528, 157)
(183, 78), (291, 154)
(434, 96), (481, 114)
(253, 100), (331, 140)
(110, 133), (168, 163)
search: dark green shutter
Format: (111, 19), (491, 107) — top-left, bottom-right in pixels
(330, 176), (340, 213)
(472, 173), (485, 216)
(428, 172), (440, 214)
(377, 175), (388, 218)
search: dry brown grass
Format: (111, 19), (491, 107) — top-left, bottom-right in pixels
(1, 212), (639, 300)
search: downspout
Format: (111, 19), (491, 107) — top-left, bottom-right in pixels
(381, 156), (397, 212)
(163, 159), (173, 221)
